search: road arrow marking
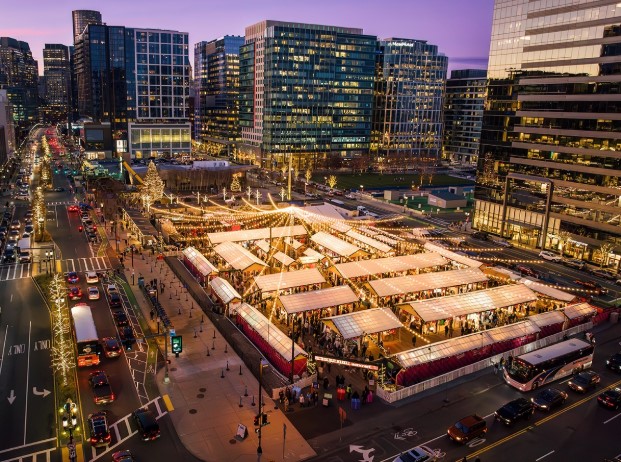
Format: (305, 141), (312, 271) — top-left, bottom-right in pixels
(7, 389), (16, 404)
(394, 433), (405, 440)
(349, 445), (375, 462)
(32, 387), (51, 397)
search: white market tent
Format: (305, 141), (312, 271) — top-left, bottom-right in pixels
(519, 277), (576, 302)
(278, 285), (359, 314)
(209, 277), (242, 305)
(253, 268), (326, 293)
(331, 222), (352, 234)
(485, 320), (540, 343)
(300, 203), (346, 222)
(213, 241), (268, 272)
(345, 229), (393, 254)
(562, 302), (596, 320)
(398, 284), (537, 323)
(311, 231), (363, 258)
(397, 332), (490, 367)
(182, 246), (218, 276)
(273, 251), (295, 267)
(333, 253), (447, 280)
(255, 240), (271, 253)
(298, 248), (325, 265)
(208, 225), (307, 245)
(367, 268), (488, 298)
(325, 308), (403, 340)
(236, 303), (307, 358)
(528, 310), (567, 329)
(424, 242), (483, 268)
(284, 237), (304, 250)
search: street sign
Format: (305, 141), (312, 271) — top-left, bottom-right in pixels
(171, 335), (182, 354)
(169, 329), (176, 337)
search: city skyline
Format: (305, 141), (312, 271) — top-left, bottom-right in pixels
(0, 0), (494, 74)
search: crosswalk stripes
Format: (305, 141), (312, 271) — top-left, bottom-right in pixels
(60, 256), (112, 274)
(0, 263), (32, 281)
(45, 201), (74, 206)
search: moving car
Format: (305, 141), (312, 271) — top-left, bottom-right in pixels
(86, 271), (99, 284)
(531, 388), (568, 411)
(67, 271), (79, 283)
(87, 411), (111, 447)
(568, 370), (601, 393)
(590, 268), (617, 280)
(472, 231), (489, 241)
(101, 337), (122, 358)
(539, 251), (562, 262)
(392, 446), (437, 462)
(606, 353), (621, 372)
(119, 326), (135, 345)
(106, 284), (118, 295)
(447, 415), (487, 443)
(2, 248), (16, 263)
(68, 287), (83, 300)
(573, 279), (607, 294)
(68, 204), (80, 213)
(112, 310), (129, 327)
(88, 286), (100, 300)
(515, 265), (539, 278)
(133, 408), (160, 441)
(598, 387), (621, 410)
(88, 370), (115, 404)
(108, 292), (122, 308)
(112, 450), (136, 462)
(494, 398), (535, 426)
(564, 258), (586, 270)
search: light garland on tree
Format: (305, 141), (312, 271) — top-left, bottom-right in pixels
(49, 274), (75, 385)
(139, 161), (165, 211)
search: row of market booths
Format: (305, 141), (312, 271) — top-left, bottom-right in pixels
(392, 302), (597, 388)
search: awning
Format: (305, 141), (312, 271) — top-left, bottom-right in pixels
(182, 246), (218, 276)
(485, 320), (540, 343)
(519, 277), (576, 302)
(345, 229), (393, 254)
(273, 251), (295, 267)
(398, 284), (537, 323)
(334, 253), (447, 279)
(209, 277), (241, 305)
(397, 332), (489, 367)
(528, 310), (566, 328)
(253, 268), (326, 293)
(254, 240), (270, 253)
(213, 241), (268, 271)
(367, 268), (488, 298)
(424, 242), (483, 268)
(324, 308), (402, 340)
(208, 225), (307, 245)
(311, 231), (362, 258)
(562, 302), (596, 320)
(278, 285), (359, 314)
(331, 222), (352, 233)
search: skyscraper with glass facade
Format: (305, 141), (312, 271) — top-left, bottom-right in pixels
(372, 38), (447, 170)
(194, 36), (244, 155)
(442, 69), (487, 166)
(43, 44), (71, 123)
(240, 20), (376, 169)
(72, 10), (102, 43)
(474, 0), (621, 268)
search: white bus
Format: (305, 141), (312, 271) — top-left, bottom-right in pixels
(70, 304), (100, 367)
(504, 338), (594, 391)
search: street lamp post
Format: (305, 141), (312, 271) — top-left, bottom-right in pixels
(61, 398), (78, 462)
(257, 359), (266, 455)
(45, 250), (52, 274)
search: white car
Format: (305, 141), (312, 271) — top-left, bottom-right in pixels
(106, 284), (118, 295)
(88, 286), (100, 300)
(86, 271), (99, 284)
(539, 251), (562, 262)
(392, 446), (438, 462)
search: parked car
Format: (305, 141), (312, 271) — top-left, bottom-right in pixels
(539, 251), (563, 262)
(598, 387), (621, 410)
(101, 337), (122, 358)
(568, 370), (601, 393)
(590, 268), (617, 280)
(112, 310), (129, 327)
(88, 370), (115, 404)
(87, 411), (111, 447)
(472, 231), (489, 241)
(108, 292), (122, 308)
(494, 398), (535, 426)
(606, 352), (621, 372)
(447, 415), (487, 443)
(119, 326), (135, 345)
(132, 408), (160, 441)
(392, 446), (438, 462)
(515, 265), (539, 278)
(531, 388), (568, 411)
(564, 258), (586, 270)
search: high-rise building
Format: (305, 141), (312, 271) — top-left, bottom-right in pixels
(372, 38), (448, 170)
(0, 90), (15, 164)
(0, 37), (39, 142)
(240, 20), (376, 169)
(474, 0), (621, 268)
(74, 23), (191, 158)
(43, 44), (71, 123)
(72, 10), (102, 43)
(194, 36), (244, 156)
(442, 69), (487, 166)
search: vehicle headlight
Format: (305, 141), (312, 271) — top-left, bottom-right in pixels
(607, 360), (611, 364)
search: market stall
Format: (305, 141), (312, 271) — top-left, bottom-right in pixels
(208, 225), (307, 245)
(344, 229), (395, 256)
(424, 242), (484, 268)
(182, 246), (219, 285)
(213, 241), (268, 278)
(251, 268), (326, 299)
(276, 285), (359, 317)
(208, 276), (242, 314)
(310, 231), (368, 261)
(528, 310), (567, 337)
(331, 253), (448, 282)
(561, 302), (597, 329)
(519, 277), (576, 304)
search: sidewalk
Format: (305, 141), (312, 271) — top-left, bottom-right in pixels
(108, 227), (316, 462)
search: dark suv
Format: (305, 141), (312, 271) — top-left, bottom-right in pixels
(568, 370), (601, 393)
(133, 408), (160, 441)
(447, 415), (487, 443)
(494, 398), (535, 426)
(108, 292), (122, 308)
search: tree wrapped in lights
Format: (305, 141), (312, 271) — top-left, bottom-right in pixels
(230, 173), (241, 192)
(327, 175), (337, 190)
(33, 187), (47, 242)
(139, 161), (165, 211)
(305, 168), (312, 184)
(49, 274), (74, 386)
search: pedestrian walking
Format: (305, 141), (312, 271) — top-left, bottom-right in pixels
(444, 324), (449, 337)
(149, 309), (154, 321)
(346, 384), (352, 400)
(299, 393), (305, 407)
(284, 397), (289, 412)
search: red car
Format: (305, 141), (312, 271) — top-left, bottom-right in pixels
(67, 271), (79, 283)
(68, 287), (83, 300)
(68, 205), (80, 213)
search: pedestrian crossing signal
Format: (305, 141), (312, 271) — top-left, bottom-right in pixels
(253, 415), (260, 426)
(171, 335), (182, 354)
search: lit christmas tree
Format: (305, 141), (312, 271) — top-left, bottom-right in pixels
(140, 161), (165, 210)
(49, 274), (74, 385)
(230, 173), (241, 192)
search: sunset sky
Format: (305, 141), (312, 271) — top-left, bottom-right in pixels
(0, 0), (494, 74)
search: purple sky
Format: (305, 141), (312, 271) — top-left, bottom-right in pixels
(0, 0), (494, 75)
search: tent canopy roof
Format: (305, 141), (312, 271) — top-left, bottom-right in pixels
(424, 242), (483, 268)
(528, 310), (567, 328)
(562, 302), (596, 320)
(519, 277), (576, 302)
(208, 225), (307, 245)
(399, 284), (537, 323)
(311, 231), (361, 258)
(325, 307), (402, 340)
(209, 277), (241, 304)
(253, 268), (326, 293)
(345, 229), (393, 253)
(213, 241), (267, 271)
(278, 285), (359, 314)
(182, 246), (218, 276)
(334, 253), (447, 279)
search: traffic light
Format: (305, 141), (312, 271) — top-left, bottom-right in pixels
(171, 335), (182, 355)
(253, 415), (260, 426)
(261, 413), (268, 426)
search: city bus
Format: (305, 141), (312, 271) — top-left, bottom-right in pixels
(504, 338), (594, 391)
(70, 304), (100, 367)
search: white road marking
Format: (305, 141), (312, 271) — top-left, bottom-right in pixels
(0, 325), (8, 377)
(0, 437), (57, 455)
(604, 412), (621, 424)
(536, 450), (555, 461)
(23, 321), (31, 445)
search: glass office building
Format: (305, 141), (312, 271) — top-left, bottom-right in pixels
(43, 44), (72, 123)
(372, 38), (447, 169)
(442, 69), (487, 166)
(474, 0), (621, 268)
(240, 20), (376, 169)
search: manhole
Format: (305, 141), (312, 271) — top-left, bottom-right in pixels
(170, 367), (177, 372)
(229, 439), (237, 444)
(197, 394), (205, 399)
(199, 387), (206, 392)
(189, 409), (197, 414)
